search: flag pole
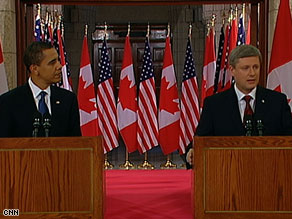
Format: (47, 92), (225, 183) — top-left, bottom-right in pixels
(160, 23), (177, 169)
(102, 22), (115, 170)
(104, 153), (114, 170)
(119, 147), (135, 169)
(138, 151), (155, 170)
(119, 22), (135, 170)
(137, 23), (155, 170)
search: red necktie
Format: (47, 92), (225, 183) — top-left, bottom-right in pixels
(243, 95), (253, 123)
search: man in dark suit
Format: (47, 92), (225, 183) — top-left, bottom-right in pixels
(0, 41), (81, 137)
(186, 44), (292, 166)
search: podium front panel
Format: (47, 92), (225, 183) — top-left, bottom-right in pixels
(194, 136), (292, 219)
(0, 137), (104, 218)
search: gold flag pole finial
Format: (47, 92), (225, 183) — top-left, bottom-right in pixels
(85, 24), (88, 36)
(147, 23), (150, 38)
(37, 4), (41, 16)
(167, 23), (170, 38)
(206, 21), (211, 36)
(188, 23), (192, 38)
(211, 13), (216, 27)
(127, 22), (130, 37)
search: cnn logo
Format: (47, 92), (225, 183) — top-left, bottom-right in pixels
(3, 209), (19, 216)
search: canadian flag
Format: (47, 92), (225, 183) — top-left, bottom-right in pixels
(158, 36), (180, 155)
(267, 0), (292, 111)
(117, 36), (138, 153)
(0, 38), (8, 95)
(201, 28), (216, 107)
(77, 35), (99, 136)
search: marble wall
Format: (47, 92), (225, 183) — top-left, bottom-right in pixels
(0, 0), (16, 89)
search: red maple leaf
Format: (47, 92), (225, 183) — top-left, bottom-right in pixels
(78, 78), (96, 113)
(119, 76), (137, 111)
(159, 77), (179, 114)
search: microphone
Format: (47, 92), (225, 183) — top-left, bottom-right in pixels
(244, 115), (253, 136)
(43, 113), (52, 137)
(256, 119), (264, 136)
(32, 111), (42, 137)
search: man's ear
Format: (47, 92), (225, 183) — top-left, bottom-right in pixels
(29, 64), (39, 76)
(229, 65), (235, 77)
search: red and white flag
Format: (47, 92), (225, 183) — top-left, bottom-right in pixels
(220, 24), (232, 92)
(117, 36), (138, 153)
(77, 35), (99, 136)
(246, 15), (251, 45)
(201, 28), (216, 107)
(229, 16), (238, 53)
(158, 36), (180, 155)
(56, 28), (72, 91)
(137, 37), (158, 153)
(267, 0), (292, 111)
(97, 39), (119, 153)
(0, 39), (8, 95)
(179, 37), (200, 154)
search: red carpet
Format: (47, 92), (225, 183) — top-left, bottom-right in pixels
(105, 169), (193, 219)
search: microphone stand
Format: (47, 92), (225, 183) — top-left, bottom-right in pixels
(256, 119), (264, 136)
(32, 112), (42, 137)
(245, 119), (253, 136)
(43, 113), (52, 137)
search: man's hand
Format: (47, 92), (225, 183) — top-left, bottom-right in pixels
(186, 148), (193, 165)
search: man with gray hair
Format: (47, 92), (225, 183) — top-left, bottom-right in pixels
(186, 44), (292, 166)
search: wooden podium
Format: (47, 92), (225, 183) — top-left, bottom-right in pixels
(194, 136), (292, 219)
(0, 137), (104, 218)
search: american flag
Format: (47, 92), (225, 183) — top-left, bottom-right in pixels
(137, 37), (158, 153)
(237, 14), (246, 45)
(34, 14), (42, 42)
(213, 25), (225, 94)
(179, 37), (200, 154)
(97, 39), (119, 153)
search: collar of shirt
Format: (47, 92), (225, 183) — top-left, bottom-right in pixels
(28, 77), (52, 114)
(234, 84), (256, 121)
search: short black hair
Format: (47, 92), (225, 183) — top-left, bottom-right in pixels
(23, 41), (54, 73)
(229, 44), (262, 68)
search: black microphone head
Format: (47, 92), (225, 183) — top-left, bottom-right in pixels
(32, 111), (42, 125)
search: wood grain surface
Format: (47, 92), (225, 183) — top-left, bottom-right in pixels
(194, 136), (292, 219)
(0, 137), (104, 218)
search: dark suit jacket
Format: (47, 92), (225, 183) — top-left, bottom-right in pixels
(197, 85), (292, 136)
(0, 84), (81, 137)
(185, 85), (292, 169)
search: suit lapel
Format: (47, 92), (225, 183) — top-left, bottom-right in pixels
(229, 86), (246, 134)
(24, 83), (38, 112)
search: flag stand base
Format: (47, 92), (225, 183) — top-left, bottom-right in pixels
(119, 160), (135, 170)
(138, 160), (155, 169)
(119, 149), (135, 169)
(160, 154), (177, 169)
(104, 154), (114, 169)
(137, 152), (155, 169)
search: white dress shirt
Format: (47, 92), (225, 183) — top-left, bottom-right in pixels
(234, 84), (256, 122)
(28, 78), (52, 114)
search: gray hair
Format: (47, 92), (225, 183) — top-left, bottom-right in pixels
(229, 44), (262, 68)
